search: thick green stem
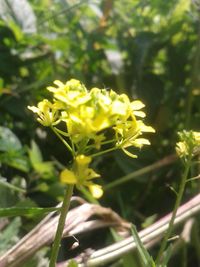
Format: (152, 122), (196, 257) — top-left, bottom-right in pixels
(155, 155), (192, 265)
(49, 184), (74, 267)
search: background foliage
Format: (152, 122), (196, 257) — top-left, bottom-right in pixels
(0, 0), (200, 266)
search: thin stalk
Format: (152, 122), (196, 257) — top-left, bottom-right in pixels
(90, 146), (118, 158)
(104, 154), (177, 190)
(49, 184), (74, 267)
(51, 126), (73, 155)
(53, 127), (70, 137)
(155, 155), (192, 264)
(85, 138), (117, 149)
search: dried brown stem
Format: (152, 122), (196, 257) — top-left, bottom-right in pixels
(58, 193), (200, 266)
(0, 201), (128, 267)
(1, 193), (200, 267)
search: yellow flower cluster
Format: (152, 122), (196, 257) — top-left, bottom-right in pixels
(176, 131), (200, 158)
(28, 79), (154, 156)
(28, 79), (155, 198)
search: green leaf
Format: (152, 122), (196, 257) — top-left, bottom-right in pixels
(131, 224), (156, 267)
(29, 140), (43, 165)
(0, 217), (21, 254)
(28, 140), (54, 177)
(0, 177), (26, 193)
(0, 126), (22, 152)
(123, 253), (142, 267)
(33, 161), (55, 177)
(0, 151), (29, 172)
(0, 182), (19, 208)
(0, 207), (60, 217)
(159, 244), (173, 267)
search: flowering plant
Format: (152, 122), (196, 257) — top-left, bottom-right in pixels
(28, 78), (155, 266)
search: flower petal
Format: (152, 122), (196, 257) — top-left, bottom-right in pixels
(133, 111), (146, 118)
(60, 169), (77, 184)
(133, 138), (151, 148)
(131, 100), (145, 110)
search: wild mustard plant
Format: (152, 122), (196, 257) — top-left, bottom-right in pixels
(28, 78), (155, 267)
(176, 131), (200, 158)
(156, 130), (200, 265)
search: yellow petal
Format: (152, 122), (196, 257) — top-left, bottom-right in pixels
(112, 100), (128, 115)
(193, 132), (200, 143)
(88, 184), (103, 199)
(139, 122), (155, 133)
(85, 168), (100, 180)
(133, 138), (151, 148)
(76, 155), (91, 165)
(47, 86), (56, 92)
(54, 80), (65, 87)
(60, 169), (77, 184)
(27, 105), (39, 113)
(131, 100), (145, 110)
(133, 111), (146, 118)
(176, 141), (188, 157)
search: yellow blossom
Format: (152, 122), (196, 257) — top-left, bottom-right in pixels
(60, 169), (77, 184)
(193, 132), (200, 143)
(47, 79), (90, 107)
(28, 78), (155, 159)
(60, 155), (100, 186)
(176, 131), (200, 158)
(88, 184), (103, 199)
(28, 99), (60, 126)
(176, 141), (188, 158)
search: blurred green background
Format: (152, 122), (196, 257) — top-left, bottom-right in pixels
(0, 0), (200, 266)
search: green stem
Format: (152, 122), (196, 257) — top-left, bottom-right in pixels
(104, 154), (177, 190)
(51, 126), (74, 155)
(85, 138), (117, 150)
(90, 146), (118, 158)
(49, 184), (74, 267)
(53, 127), (70, 137)
(155, 155), (192, 265)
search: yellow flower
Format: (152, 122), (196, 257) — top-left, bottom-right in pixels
(193, 132), (200, 143)
(132, 138), (151, 148)
(60, 155), (100, 185)
(176, 131), (200, 158)
(114, 119), (155, 158)
(176, 141), (188, 158)
(47, 79), (90, 107)
(88, 184), (103, 199)
(28, 99), (60, 126)
(60, 169), (77, 184)
(131, 100), (146, 118)
(28, 78), (155, 159)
